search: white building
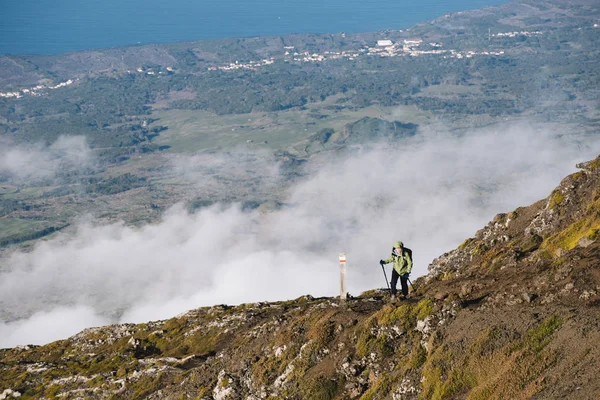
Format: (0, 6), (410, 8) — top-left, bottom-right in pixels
(403, 38), (423, 45)
(377, 40), (393, 47)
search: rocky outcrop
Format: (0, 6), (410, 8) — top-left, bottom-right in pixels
(427, 155), (600, 302)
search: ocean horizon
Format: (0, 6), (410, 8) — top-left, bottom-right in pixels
(1, 0), (507, 56)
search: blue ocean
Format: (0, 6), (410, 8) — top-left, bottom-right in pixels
(1, 0), (507, 55)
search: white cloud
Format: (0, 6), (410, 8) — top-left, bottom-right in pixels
(165, 148), (284, 197)
(0, 135), (93, 182)
(0, 306), (109, 349)
(0, 123), (598, 347)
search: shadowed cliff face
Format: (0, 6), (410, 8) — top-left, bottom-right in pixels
(1, 155), (599, 399)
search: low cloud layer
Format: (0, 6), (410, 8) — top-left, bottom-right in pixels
(166, 149), (285, 199)
(1, 123), (598, 347)
(0, 135), (93, 182)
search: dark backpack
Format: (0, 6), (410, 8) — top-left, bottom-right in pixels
(403, 247), (413, 262)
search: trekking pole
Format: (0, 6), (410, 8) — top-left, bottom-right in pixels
(407, 277), (416, 293)
(380, 263), (391, 292)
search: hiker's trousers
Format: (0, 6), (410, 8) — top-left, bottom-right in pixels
(391, 269), (409, 296)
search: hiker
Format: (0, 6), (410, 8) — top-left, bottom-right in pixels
(380, 241), (413, 300)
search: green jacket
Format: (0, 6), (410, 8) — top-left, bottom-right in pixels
(383, 242), (413, 275)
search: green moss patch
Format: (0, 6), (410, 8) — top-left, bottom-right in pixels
(541, 215), (600, 256)
(376, 299), (434, 330)
(519, 315), (563, 354)
(548, 190), (565, 210)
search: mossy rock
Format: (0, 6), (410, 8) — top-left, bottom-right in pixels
(588, 157), (600, 171)
(548, 190), (565, 210)
(300, 376), (340, 400)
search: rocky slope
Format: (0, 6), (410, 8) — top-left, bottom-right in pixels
(1, 155), (600, 400)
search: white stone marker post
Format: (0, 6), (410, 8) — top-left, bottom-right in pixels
(339, 253), (347, 303)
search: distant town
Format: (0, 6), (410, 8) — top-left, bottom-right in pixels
(205, 32), (543, 72)
(0, 30), (549, 99)
(205, 38), (504, 73)
(0, 79), (75, 99)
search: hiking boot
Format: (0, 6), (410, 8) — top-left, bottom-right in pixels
(390, 294), (397, 302)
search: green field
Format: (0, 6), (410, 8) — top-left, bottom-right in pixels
(151, 95), (434, 156)
(0, 219), (47, 236)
